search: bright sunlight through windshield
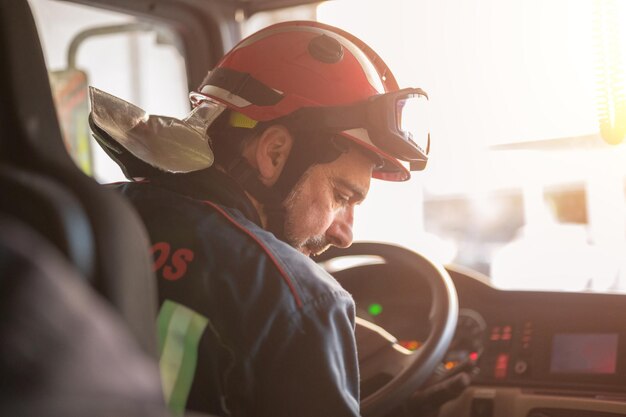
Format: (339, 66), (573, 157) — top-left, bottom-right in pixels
(316, 0), (626, 293)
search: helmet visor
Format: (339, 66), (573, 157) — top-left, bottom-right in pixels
(367, 88), (430, 167)
(396, 93), (430, 157)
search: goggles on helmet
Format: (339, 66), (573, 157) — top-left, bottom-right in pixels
(277, 88), (430, 171)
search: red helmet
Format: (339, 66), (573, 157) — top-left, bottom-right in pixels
(190, 21), (430, 181)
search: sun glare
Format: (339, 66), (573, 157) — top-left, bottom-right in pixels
(594, 0), (626, 145)
(317, 0), (626, 291)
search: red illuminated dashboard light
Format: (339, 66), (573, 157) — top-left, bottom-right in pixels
(490, 326), (501, 341)
(494, 353), (509, 379)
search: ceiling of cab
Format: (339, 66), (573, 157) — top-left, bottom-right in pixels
(67, 0), (323, 16)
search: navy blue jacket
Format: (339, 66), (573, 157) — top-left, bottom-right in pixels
(117, 169), (360, 417)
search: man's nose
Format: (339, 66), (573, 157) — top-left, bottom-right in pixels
(326, 207), (354, 248)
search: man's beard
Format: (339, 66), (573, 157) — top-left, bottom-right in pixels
(281, 170), (331, 257)
(292, 234), (331, 257)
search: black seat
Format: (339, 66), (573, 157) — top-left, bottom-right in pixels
(0, 1), (173, 415)
(0, 214), (170, 417)
(0, 0), (158, 357)
(0, 3), (219, 415)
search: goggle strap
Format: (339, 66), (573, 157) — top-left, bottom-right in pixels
(284, 103), (368, 133)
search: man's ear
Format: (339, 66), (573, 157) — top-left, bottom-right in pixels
(254, 125), (293, 186)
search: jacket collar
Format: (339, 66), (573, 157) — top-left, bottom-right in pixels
(150, 168), (263, 227)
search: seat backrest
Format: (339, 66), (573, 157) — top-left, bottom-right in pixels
(0, 214), (170, 417)
(0, 0), (158, 357)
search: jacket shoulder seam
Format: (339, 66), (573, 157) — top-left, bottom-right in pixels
(202, 200), (304, 308)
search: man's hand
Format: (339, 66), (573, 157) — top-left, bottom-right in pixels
(403, 358), (478, 416)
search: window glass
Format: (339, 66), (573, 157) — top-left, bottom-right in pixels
(246, 0), (626, 293)
(29, 0), (190, 183)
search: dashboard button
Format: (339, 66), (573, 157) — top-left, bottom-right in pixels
(514, 359), (529, 375)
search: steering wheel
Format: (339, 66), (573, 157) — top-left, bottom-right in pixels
(316, 242), (458, 417)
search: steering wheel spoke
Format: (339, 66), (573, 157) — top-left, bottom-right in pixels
(356, 317), (414, 379)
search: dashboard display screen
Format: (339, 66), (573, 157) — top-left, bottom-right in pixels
(550, 333), (618, 374)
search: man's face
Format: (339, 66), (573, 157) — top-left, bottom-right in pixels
(283, 146), (375, 256)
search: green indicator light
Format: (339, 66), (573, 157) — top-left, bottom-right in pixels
(368, 303), (383, 316)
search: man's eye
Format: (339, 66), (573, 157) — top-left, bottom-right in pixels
(335, 192), (350, 204)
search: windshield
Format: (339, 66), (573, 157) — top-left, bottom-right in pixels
(247, 0), (626, 293)
(33, 0), (626, 294)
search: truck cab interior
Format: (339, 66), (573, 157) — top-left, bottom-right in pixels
(2, 1), (626, 417)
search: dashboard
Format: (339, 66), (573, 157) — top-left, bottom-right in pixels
(446, 266), (626, 396)
(328, 258), (626, 416)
